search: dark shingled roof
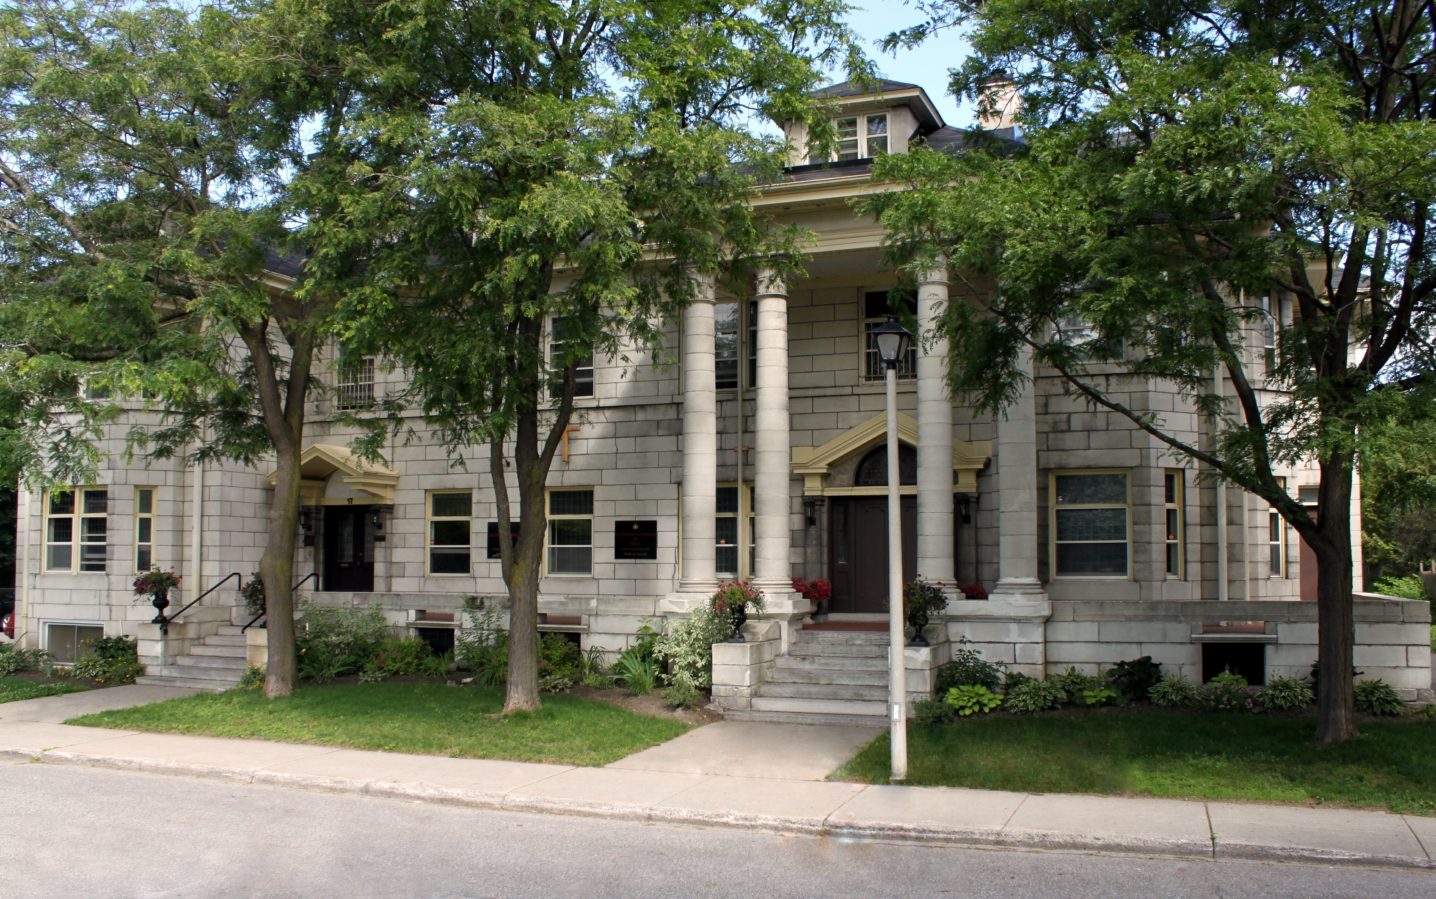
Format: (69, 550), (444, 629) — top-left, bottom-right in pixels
(810, 79), (922, 99)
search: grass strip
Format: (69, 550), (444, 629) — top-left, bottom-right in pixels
(0, 677), (87, 704)
(68, 682), (689, 767)
(833, 708), (1436, 816)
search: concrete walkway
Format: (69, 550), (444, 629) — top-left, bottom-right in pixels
(2, 686), (1434, 871)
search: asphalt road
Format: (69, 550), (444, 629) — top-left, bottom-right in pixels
(5, 761), (1433, 898)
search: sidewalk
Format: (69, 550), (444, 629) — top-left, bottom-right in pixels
(2, 686), (1433, 871)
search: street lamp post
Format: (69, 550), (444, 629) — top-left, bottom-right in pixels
(872, 315), (911, 782)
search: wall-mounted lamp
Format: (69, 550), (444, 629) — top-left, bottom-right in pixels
(957, 494), (975, 524)
(802, 496), (825, 527)
(299, 509), (313, 534)
(370, 510), (384, 531)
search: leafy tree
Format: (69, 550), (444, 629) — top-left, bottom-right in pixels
(868, 0), (1436, 742)
(1360, 383), (1436, 576)
(289, 0), (862, 712)
(0, 0), (367, 697)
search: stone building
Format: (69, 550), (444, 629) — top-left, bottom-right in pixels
(12, 80), (1430, 717)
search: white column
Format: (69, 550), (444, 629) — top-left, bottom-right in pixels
(752, 268), (795, 598)
(916, 263), (956, 586)
(991, 345), (1046, 597)
(677, 273), (718, 593)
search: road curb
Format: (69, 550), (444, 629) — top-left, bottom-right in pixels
(18, 747), (1436, 871)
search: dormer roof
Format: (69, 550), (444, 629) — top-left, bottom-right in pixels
(808, 79), (945, 133)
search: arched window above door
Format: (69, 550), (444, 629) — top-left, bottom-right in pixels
(854, 444), (917, 487)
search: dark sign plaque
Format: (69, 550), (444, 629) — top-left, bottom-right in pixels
(614, 520), (658, 560)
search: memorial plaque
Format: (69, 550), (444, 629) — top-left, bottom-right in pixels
(614, 520), (657, 560)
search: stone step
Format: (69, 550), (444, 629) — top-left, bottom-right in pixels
(781, 641), (889, 659)
(188, 643), (248, 658)
(765, 666), (890, 687)
(775, 653), (889, 672)
(792, 629), (889, 644)
(177, 654), (247, 670)
(756, 682), (889, 701)
(213, 626), (247, 638)
(135, 674), (236, 692)
(748, 695), (888, 720)
(723, 707), (888, 727)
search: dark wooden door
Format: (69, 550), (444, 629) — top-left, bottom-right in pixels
(829, 496), (915, 613)
(324, 506), (374, 591)
(1299, 505), (1319, 602)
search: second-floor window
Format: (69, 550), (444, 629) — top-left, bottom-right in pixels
(812, 113), (889, 163)
(862, 291), (917, 381)
(335, 345), (375, 410)
(550, 318), (594, 398)
(715, 301), (757, 390)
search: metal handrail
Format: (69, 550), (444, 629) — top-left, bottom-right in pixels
(157, 571), (241, 636)
(241, 572), (320, 633)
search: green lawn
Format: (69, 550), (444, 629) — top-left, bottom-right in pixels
(0, 677), (87, 704)
(69, 683), (690, 766)
(834, 708), (1436, 816)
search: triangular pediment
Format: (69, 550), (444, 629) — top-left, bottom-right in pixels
(267, 444), (398, 504)
(792, 412), (990, 493)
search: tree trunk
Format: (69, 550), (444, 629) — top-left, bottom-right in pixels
(1313, 456), (1358, 744)
(503, 498), (545, 713)
(262, 441), (302, 698)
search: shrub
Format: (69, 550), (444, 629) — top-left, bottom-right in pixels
(235, 666), (265, 691)
(70, 636), (142, 685)
(1203, 670), (1253, 712)
(944, 684), (1002, 716)
(296, 602), (389, 683)
(1079, 686), (1119, 707)
(1106, 656), (1163, 703)
(904, 577), (949, 622)
(240, 574), (266, 618)
(654, 606), (731, 691)
(1004, 678), (1065, 714)
(935, 638), (1005, 692)
(539, 633), (583, 692)
(1355, 679), (1405, 716)
(361, 636), (433, 681)
(1052, 667), (1103, 702)
(662, 670), (702, 709)
(579, 645), (611, 688)
(0, 643), (48, 676)
(1149, 674), (1203, 708)
(456, 600), (508, 686)
(1255, 676), (1314, 712)
(416, 650), (453, 680)
(1372, 574), (1432, 602)
(912, 696), (956, 727)
(611, 650), (659, 695)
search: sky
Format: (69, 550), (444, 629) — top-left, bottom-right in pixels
(843, 3), (975, 128)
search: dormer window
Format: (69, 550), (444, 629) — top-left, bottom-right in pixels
(813, 113), (889, 163)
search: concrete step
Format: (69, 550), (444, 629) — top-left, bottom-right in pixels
(756, 682), (889, 701)
(765, 666), (889, 687)
(188, 643), (248, 658)
(781, 641), (889, 659)
(176, 654), (248, 670)
(723, 707), (888, 727)
(775, 653), (889, 672)
(137, 666), (243, 691)
(135, 674), (236, 692)
(749, 695), (888, 719)
(792, 630), (889, 644)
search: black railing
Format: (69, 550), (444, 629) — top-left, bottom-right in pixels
(241, 572), (320, 633)
(157, 572), (241, 636)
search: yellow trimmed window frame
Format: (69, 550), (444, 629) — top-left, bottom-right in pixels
(427, 490), (472, 576)
(1049, 470), (1131, 578)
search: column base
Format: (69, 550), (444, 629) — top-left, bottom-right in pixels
(657, 591), (714, 616)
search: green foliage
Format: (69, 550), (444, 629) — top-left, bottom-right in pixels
(1372, 575), (1432, 602)
(1106, 656), (1163, 704)
(903, 577), (948, 624)
(1003, 678), (1065, 714)
(662, 671), (702, 710)
(456, 601), (509, 686)
(241, 575), (266, 618)
(934, 638), (1005, 692)
(0, 643), (49, 677)
(944, 684), (1002, 717)
(1052, 667), (1103, 702)
(611, 651), (660, 696)
(579, 645), (612, 688)
(1079, 686), (1119, 708)
(654, 607), (732, 691)
(913, 697), (957, 727)
(235, 666), (265, 691)
(0, 677), (85, 703)
(1149, 675), (1204, 709)
(1203, 671), (1253, 712)
(538, 633), (583, 693)
(295, 603), (389, 683)
(1256, 677), (1315, 712)
(1354, 680), (1405, 716)
(69, 635), (142, 685)
(359, 637), (435, 682)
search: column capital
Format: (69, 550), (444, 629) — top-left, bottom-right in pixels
(917, 258), (949, 287)
(755, 267), (787, 298)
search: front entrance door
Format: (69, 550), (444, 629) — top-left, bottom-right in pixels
(323, 505), (374, 591)
(828, 496), (916, 613)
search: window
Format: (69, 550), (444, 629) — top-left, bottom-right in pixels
(1164, 471), (1184, 578)
(135, 487), (155, 572)
(1056, 310), (1123, 360)
(1051, 471), (1129, 577)
(486, 521), (521, 560)
(716, 485), (754, 578)
(44, 488), (107, 573)
(46, 623), (104, 664)
(335, 346), (375, 410)
(550, 318), (594, 398)
(1269, 477), (1287, 578)
(427, 491), (472, 575)
(714, 301), (758, 390)
(812, 113), (889, 163)
(1259, 292), (1291, 376)
(862, 291), (917, 381)
(547, 489), (594, 575)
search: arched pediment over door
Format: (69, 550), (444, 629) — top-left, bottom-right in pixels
(267, 444), (399, 507)
(790, 412), (991, 496)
